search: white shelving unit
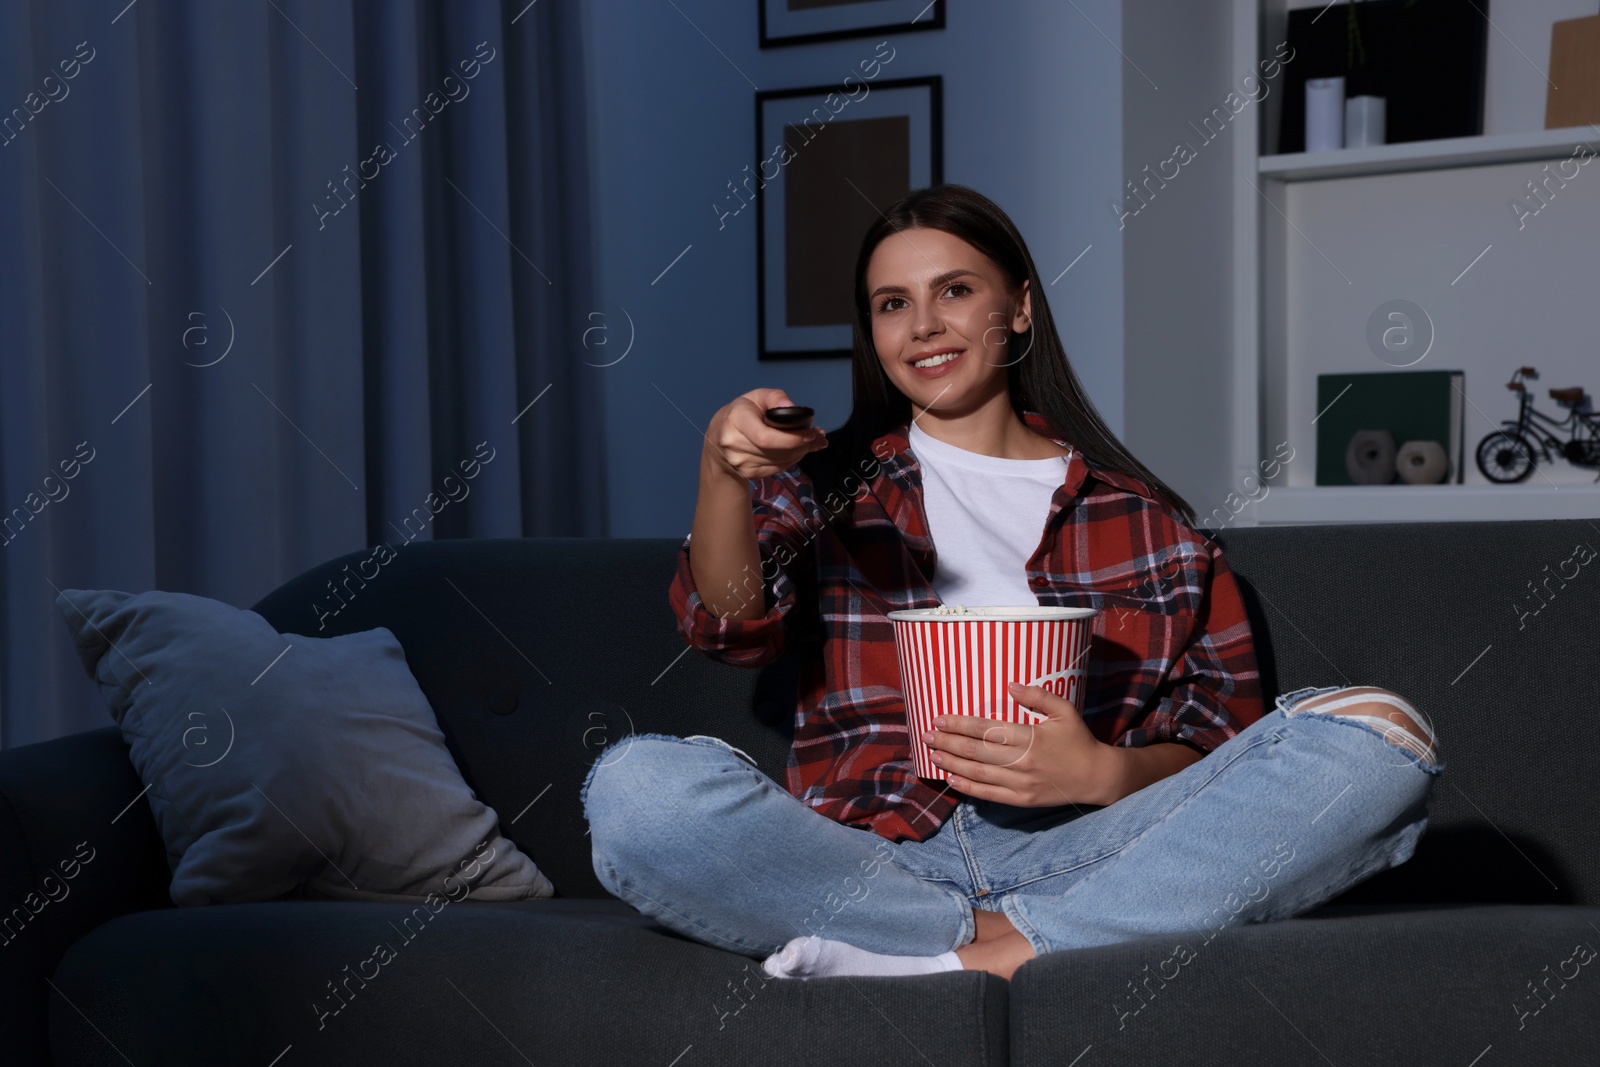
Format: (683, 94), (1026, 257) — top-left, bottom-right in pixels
(1253, 483), (1600, 525)
(1229, 0), (1600, 526)
(1259, 124), (1600, 182)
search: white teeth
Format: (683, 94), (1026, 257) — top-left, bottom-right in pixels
(913, 351), (960, 369)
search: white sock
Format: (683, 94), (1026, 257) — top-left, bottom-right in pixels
(760, 935), (963, 980)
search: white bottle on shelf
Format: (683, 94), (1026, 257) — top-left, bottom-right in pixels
(1305, 76), (1345, 151)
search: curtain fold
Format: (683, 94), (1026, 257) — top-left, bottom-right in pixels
(0, 0), (607, 749)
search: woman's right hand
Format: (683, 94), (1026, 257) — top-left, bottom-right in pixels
(704, 388), (827, 482)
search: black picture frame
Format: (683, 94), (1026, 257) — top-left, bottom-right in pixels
(754, 75), (943, 362)
(760, 0), (945, 49)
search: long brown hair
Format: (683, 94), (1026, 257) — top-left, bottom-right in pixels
(798, 182), (1198, 526)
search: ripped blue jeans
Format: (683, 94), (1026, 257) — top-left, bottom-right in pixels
(580, 685), (1444, 958)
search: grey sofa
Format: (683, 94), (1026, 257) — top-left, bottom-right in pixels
(4, 518), (1598, 1065)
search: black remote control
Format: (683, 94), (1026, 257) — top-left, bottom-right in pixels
(764, 405), (814, 430)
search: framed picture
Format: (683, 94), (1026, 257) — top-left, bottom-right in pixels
(760, 0), (945, 49)
(755, 75), (942, 362)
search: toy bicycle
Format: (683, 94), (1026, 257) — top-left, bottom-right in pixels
(1475, 367), (1600, 483)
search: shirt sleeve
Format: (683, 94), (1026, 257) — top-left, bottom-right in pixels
(667, 473), (814, 669)
(1115, 536), (1266, 754)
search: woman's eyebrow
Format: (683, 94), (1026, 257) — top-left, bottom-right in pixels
(869, 268), (980, 300)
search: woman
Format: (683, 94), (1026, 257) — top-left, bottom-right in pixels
(582, 183), (1443, 981)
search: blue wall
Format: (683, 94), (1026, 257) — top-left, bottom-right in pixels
(579, 0), (1127, 538)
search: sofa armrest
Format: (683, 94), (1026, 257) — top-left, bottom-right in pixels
(0, 726), (171, 1067)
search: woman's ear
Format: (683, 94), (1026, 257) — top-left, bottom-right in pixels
(1013, 278), (1032, 332)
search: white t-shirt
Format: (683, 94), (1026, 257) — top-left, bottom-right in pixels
(907, 421), (1073, 607)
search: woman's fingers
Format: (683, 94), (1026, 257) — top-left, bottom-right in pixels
(717, 425), (825, 480)
(1008, 683), (1083, 722)
(705, 390), (824, 481)
(718, 437), (817, 479)
(931, 748), (1026, 791)
(925, 718), (1035, 769)
(732, 414), (822, 455)
(929, 715), (1029, 748)
(746, 426), (821, 455)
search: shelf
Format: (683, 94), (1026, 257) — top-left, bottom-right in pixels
(1258, 124), (1600, 183)
(1250, 484), (1600, 525)
(1230, 2), (1600, 526)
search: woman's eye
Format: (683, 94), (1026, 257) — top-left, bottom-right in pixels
(876, 284), (971, 314)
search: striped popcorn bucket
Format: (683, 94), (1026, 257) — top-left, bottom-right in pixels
(886, 606), (1099, 781)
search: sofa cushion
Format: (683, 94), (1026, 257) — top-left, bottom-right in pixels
(248, 538), (806, 901)
(54, 588), (553, 906)
(49, 899), (1010, 1066)
(1007, 903), (1600, 1066)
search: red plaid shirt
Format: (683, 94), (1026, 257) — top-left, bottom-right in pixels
(669, 410), (1265, 842)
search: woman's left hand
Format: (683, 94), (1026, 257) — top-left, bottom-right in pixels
(921, 681), (1119, 807)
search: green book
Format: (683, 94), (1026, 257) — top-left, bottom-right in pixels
(1315, 370), (1465, 485)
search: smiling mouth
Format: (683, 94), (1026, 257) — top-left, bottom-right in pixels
(911, 350), (963, 369)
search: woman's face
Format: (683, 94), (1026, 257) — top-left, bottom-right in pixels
(865, 226), (1030, 417)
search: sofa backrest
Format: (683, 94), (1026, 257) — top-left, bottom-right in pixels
(252, 537), (797, 900)
(1212, 517), (1597, 909)
(250, 519), (1600, 907)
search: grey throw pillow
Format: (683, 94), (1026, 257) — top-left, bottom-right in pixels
(56, 588), (554, 906)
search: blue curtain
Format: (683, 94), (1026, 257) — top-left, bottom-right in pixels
(0, 0), (607, 748)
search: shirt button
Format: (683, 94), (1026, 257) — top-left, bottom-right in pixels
(1028, 575), (1048, 588)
